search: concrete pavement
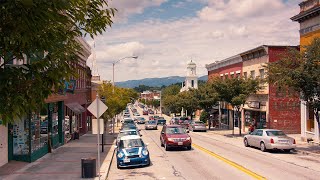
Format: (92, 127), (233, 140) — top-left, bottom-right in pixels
(0, 126), (119, 180)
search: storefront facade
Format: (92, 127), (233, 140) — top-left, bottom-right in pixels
(8, 102), (64, 162)
(0, 123), (8, 167)
(291, 0), (320, 141)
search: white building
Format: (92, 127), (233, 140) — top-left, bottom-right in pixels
(180, 60), (198, 92)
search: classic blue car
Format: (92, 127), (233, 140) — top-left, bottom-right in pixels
(116, 135), (150, 169)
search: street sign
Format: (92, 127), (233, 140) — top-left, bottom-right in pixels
(92, 119), (104, 134)
(87, 98), (108, 118)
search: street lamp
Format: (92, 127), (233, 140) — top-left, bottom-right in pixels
(112, 56), (138, 93)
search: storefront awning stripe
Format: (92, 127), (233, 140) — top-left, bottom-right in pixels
(66, 103), (86, 114)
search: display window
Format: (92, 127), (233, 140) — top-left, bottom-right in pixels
(13, 117), (30, 155)
(31, 111), (48, 153)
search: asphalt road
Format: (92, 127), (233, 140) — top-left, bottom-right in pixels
(108, 107), (320, 180)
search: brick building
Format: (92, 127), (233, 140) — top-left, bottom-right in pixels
(206, 45), (300, 134)
(291, 0), (320, 141)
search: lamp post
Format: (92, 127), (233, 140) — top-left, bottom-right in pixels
(112, 56), (138, 93)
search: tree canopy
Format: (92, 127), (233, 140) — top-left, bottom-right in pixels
(0, 0), (116, 124)
(98, 82), (138, 120)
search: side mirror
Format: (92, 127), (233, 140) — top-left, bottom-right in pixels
(114, 145), (118, 149)
(146, 143), (149, 146)
(139, 129), (141, 131)
(140, 134), (143, 137)
(186, 130), (189, 133)
(161, 131), (164, 134)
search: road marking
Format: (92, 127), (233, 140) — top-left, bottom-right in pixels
(193, 143), (266, 180)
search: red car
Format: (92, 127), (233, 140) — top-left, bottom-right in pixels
(143, 110), (148, 115)
(160, 125), (192, 151)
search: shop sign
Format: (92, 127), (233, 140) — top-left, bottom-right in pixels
(65, 80), (76, 93)
(248, 101), (260, 109)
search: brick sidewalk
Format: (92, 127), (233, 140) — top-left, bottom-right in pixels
(0, 129), (119, 180)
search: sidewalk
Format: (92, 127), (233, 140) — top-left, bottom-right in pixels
(0, 127), (119, 180)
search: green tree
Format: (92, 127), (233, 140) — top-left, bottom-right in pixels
(0, 0), (116, 124)
(194, 82), (219, 129)
(265, 38), (320, 134)
(176, 90), (199, 119)
(162, 84), (181, 115)
(211, 77), (262, 135)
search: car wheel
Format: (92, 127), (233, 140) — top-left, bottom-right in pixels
(244, 138), (249, 147)
(187, 145), (191, 150)
(117, 164), (121, 169)
(283, 149), (291, 153)
(160, 139), (164, 147)
(164, 143), (170, 151)
(260, 142), (267, 152)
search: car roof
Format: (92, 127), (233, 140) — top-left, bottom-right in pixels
(120, 129), (138, 132)
(262, 129), (283, 131)
(119, 135), (141, 140)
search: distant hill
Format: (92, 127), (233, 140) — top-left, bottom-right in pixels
(115, 75), (208, 88)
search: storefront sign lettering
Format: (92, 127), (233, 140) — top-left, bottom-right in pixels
(248, 101), (260, 109)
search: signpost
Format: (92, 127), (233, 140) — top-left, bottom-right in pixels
(87, 94), (108, 180)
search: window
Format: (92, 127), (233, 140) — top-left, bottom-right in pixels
(191, 80), (194, 87)
(259, 69), (265, 79)
(243, 72), (247, 79)
(236, 73), (240, 78)
(250, 70), (255, 79)
(256, 130), (263, 136)
(230, 74), (234, 78)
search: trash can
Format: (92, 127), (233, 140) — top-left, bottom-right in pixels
(81, 158), (96, 178)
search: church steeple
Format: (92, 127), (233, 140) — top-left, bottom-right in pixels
(180, 60), (198, 92)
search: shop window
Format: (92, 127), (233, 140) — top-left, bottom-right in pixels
(52, 103), (59, 136)
(307, 104), (315, 132)
(13, 117), (30, 155)
(31, 111), (48, 153)
(243, 72), (247, 79)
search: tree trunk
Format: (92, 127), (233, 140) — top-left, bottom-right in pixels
(315, 109), (320, 139)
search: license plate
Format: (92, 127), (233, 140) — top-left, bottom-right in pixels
(178, 142), (183, 145)
(279, 140), (289, 143)
(124, 158), (130, 163)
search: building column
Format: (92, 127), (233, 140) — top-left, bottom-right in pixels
(58, 101), (64, 145)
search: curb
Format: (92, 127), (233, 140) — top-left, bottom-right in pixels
(295, 149), (320, 157)
(105, 142), (116, 180)
(96, 139), (116, 180)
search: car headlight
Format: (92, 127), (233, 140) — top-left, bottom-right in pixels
(142, 149), (149, 156)
(186, 137), (191, 141)
(117, 152), (124, 158)
(168, 138), (174, 142)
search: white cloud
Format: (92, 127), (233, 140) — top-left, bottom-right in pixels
(88, 0), (300, 82)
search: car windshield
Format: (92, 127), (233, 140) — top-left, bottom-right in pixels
(120, 131), (138, 136)
(119, 139), (144, 148)
(166, 127), (185, 134)
(266, 131), (286, 136)
(148, 121), (156, 124)
(123, 120), (134, 124)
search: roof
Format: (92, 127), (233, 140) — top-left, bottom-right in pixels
(119, 135), (141, 140)
(291, 5), (320, 22)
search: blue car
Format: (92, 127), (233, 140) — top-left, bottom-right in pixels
(116, 135), (150, 169)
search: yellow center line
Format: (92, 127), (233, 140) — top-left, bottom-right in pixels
(192, 143), (267, 180)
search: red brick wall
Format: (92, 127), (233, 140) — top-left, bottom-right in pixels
(268, 47), (301, 134)
(218, 62), (242, 78)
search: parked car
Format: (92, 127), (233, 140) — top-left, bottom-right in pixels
(189, 121), (207, 132)
(149, 116), (154, 120)
(117, 129), (141, 145)
(243, 129), (296, 152)
(157, 119), (166, 125)
(149, 110), (154, 114)
(134, 112), (140, 116)
(121, 124), (140, 132)
(115, 135), (150, 169)
(137, 117), (146, 124)
(160, 125), (191, 151)
(145, 120), (158, 130)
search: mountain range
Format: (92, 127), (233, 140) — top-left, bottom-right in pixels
(115, 75), (208, 88)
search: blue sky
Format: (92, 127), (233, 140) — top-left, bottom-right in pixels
(87, 0), (301, 82)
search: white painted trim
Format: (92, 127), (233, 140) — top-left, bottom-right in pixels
(220, 74), (223, 76)
(230, 72), (234, 75)
(236, 70), (241, 74)
(225, 73), (228, 75)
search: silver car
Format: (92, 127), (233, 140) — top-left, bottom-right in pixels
(145, 120), (158, 130)
(189, 121), (207, 132)
(244, 129), (296, 152)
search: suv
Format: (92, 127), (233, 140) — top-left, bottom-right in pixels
(157, 119), (166, 125)
(160, 125), (192, 151)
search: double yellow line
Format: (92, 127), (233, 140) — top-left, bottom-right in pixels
(193, 143), (266, 180)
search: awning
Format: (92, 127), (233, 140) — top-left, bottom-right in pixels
(66, 103), (86, 114)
